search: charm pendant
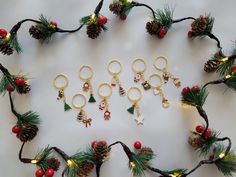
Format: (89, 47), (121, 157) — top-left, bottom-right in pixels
(119, 86), (126, 96)
(162, 98), (170, 108)
(83, 82), (90, 92)
(57, 89), (64, 100)
(127, 105), (135, 114)
(99, 100), (106, 110)
(173, 77), (181, 88)
(141, 81), (151, 90)
(163, 72), (170, 84)
(111, 77), (117, 87)
(82, 117), (92, 127)
(104, 109), (111, 120)
(135, 115), (144, 125)
(77, 111), (84, 121)
(153, 88), (160, 95)
(134, 73), (141, 83)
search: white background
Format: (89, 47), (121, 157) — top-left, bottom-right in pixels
(0, 0), (236, 177)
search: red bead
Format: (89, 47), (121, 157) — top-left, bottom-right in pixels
(98, 16), (108, 25)
(191, 85), (200, 92)
(182, 87), (190, 95)
(15, 77), (25, 86)
(120, 14), (127, 20)
(7, 85), (15, 92)
(0, 28), (8, 38)
(204, 129), (212, 138)
(188, 31), (193, 38)
(50, 21), (57, 27)
(231, 66), (236, 73)
(195, 125), (204, 133)
(12, 125), (21, 134)
(91, 140), (97, 149)
(45, 168), (54, 177)
(133, 141), (142, 149)
(35, 169), (44, 177)
(158, 28), (167, 39)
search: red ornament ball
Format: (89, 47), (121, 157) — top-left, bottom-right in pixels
(158, 28), (167, 39)
(12, 125), (21, 134)
(133, 141), (142, 149)
(45, 168), (54, 177)
(15, 77), (25, 86)
(182, 87), (190, 95)
(188, 31), (193, 38)
(120, 14), (127, 21)
(91, 140), (97, 149)
(195, 125), (204, 133)
(35, 169), (44, 177)
(7, 85), (15, 92)
(50, 21), (57, 27)
(231, 66), (236, 73)
(204, 129), (212, 138)
(0, 28), (8, 38)
(191, 85), (200, 92)
(98, 16), (108, 25)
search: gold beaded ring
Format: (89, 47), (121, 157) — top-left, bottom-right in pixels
(132, 58), (147, 73)
(127, 87), (142, 103)
(79, 65), (94, 80)
(97, 83), (112, 99)
(148, 74), (163, 89)
(107, 60), (122, 75)
(72, 93), (87, 109)
(53, 73), (69, 89)
(153, 56), (168, 71)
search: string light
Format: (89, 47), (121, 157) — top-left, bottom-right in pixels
(67, 159), (74, 167)
(219, 153), (226, 159)
(221, 57), (229, 62)
(226, 75), (232, 79)
(129, 161), (136, 168)
(31, 159), (38, 164)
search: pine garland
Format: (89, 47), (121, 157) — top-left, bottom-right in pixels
(155, 6), (174, 29)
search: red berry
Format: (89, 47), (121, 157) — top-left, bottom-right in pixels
(231, 66), (236, 73)
(15, 77), (25, 86)
(35, 169), (44, 177)
(98, 16), (108, 25)
(7, 85), (15, 92)
(0, 28), (8, 38)
(133, 141), (142, 149)
(12, 125), (21, 134)
(209, 154), (214, 161)
(91, 140), (97, 149)
(120, 14), (127, 20)
(45, 168), (54, 177)
(50, 21), (57, 27)
(195, 125), (204, 133)
(191, 85), (200, 92)
(204, 129), (212, 138)
(158, 28), (167, 39)
(188, 31), (193, 38)
(182, 87), (190, 95)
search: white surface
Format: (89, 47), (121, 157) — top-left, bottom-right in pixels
(0, 0), (236, 177)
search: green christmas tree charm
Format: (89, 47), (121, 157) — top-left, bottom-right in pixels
(64, 102), (72, 111)
(88, 94), (96, 103)
(127, 105), (135, 114)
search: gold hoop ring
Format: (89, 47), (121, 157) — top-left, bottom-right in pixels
(72, 93), (87, 109)
(127, 87), (142, 103)
(53, 73), (69, 89)
(153, 56), (168, 71)
(148, 74), (163, 89)
(79, 65), (94, 80)
(132, 58), (147, 73)
(97, 83), (112, 98)
(107, 60), (122, 75)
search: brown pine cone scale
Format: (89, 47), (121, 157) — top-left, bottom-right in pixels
(87, 24), (102, 39)
(0, 43), (13, 55)
(17, 124), (39, 142)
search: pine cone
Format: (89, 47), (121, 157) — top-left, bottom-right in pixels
(109, 2), (124, 16)
(77, 161), (94, 177)
(86, 24), (102, 39)
(17, 124), (39, 142)
(17, 82), (31, 94)
(0, 43), (13, 55)
(204, 59), (221, 73)
(188, 133), (201, 149)
(93, 141), (110, 161)
(29, 25), (46, 40)
(46, 158), (60, 171)
(191, 16), (208, 34)
(139, 147), (154, 156)
(146, 21), (161, 35)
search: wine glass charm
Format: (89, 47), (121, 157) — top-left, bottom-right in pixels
(79, 65), (96, 103)
(107, 60), (126, 97)
(72, 93), (92, 128)
(148, 74), (170, 108)
(127, 87), (144, 125)
(153, 56), (181, 88)
(97, 83), (112, 120)
(132, 58), (151, 91)
(53, 73), (71, 111)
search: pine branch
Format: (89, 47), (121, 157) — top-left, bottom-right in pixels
(17, 111), (40, 126)
(155, 6), (174, 29)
